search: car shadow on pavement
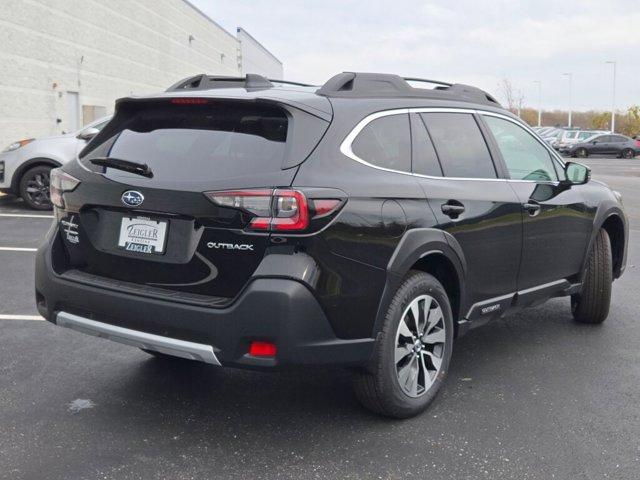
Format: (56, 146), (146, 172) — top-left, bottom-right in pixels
(70, 296), (613, 444)
(7, 295), (635, 479)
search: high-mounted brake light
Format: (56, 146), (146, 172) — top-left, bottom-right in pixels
(50, 168), (80, 209)
(170, 98), (209, 105)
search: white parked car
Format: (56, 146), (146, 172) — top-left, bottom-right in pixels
(0, 116), (111, 209)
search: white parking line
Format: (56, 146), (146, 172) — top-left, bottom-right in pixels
(0, 247), (37, 252)
(0, 213), (53, 219)
(0, 314), (44, 321)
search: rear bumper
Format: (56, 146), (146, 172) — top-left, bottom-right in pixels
(35, 229), (374, 369)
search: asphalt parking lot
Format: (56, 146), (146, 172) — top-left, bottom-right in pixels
(1, 158), (639, 480)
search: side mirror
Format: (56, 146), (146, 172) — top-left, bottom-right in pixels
(77, 127), (100, 141)
(564, 162), (590, 185)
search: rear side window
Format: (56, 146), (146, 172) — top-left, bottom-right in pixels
(484, 116), (558, 182)
(420, 113), (496, 179)
(81, 102), (288, 182)
(351, 114), (411, 172)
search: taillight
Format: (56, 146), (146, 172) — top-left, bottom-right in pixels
(270, 189), (309, 231)
(204, 189), (342, 232)
(50, 168), (80, 209)
(205, 189), (272, 217)
(310, 199), (341, 218)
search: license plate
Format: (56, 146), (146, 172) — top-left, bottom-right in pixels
(117, 217), (168, 254)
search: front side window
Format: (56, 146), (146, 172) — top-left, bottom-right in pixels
(484, 116), (558, 182)
(564, 131), (579, 140)
(420, 113), (496, 178)
(577, 131), (596, 140)
(92, 119), (110, 131)
(351, 114), (411, 172)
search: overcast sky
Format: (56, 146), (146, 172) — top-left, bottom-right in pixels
(191, 0), (639, 112)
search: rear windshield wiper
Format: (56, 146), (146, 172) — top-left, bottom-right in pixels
(90, 157), (153, 178)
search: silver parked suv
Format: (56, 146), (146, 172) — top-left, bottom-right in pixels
(0, 116), (111, 209)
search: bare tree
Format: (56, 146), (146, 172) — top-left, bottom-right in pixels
(499, 78), (524, 116)
(514, 89), (525, 117)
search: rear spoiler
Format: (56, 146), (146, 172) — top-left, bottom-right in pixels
(114, 93), (332, 123)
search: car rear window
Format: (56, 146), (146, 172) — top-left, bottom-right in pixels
(80, 102), (288, 183)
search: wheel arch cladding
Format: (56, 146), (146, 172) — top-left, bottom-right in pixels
(600, 213), (626, 278)
(580, 202), (627, 281)
(409, 253), (462, 334)
(373, 228), (466, 338)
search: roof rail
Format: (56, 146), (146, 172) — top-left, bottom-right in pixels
(166, 74), (274, 92)
(316, 72), (500, 106)
(268, 79), (316, 87)
(166, 74), (315, 92)
(403, 77), (453, 88)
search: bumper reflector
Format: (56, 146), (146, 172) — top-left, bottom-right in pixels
(249, 341), (277, 357)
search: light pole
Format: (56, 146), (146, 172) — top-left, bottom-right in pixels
(605, 61), (617, 132)
(533, 80), (542, 126)
(563, 73), (573, 127)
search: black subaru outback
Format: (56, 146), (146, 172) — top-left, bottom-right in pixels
(36, 73), (628, 418)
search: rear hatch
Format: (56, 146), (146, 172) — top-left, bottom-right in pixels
(54, 96), (330, 304)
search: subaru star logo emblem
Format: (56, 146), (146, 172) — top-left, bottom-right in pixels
(121, 190), (144, 207)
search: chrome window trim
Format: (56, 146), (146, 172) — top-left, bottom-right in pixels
(339, 106), (565, 184)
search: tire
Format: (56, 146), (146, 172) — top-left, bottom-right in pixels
(353, 271), (454, 418)
(571, 229), (612, 324)
(576, 148), (588, 158)
(19, 165), (53, 210)
(621, 149), (634, 159)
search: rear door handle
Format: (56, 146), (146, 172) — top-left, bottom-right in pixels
(441, 201), (465, 218)
(523, 202), (541, 216)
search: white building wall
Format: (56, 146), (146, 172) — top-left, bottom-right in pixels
(237, 28), (283, 80)
(0, 0), (243, 147)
